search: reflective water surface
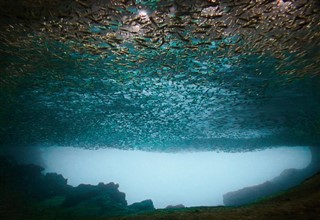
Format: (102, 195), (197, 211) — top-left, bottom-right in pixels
(1, 0), (319, 151)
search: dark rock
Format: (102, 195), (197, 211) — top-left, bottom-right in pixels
(128, 199), (155, 212)
(40, 173), (70, 198)
(165, 204), (185, 209)
(223, 181), (277, 206)
(44, 173), (68, 186)
(223, 167), (311, 207)
(223, 147), (320, 206)
(0, 156), (155, 217)
(62, 182), (127, 209)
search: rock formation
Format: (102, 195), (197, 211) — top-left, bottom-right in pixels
(166, 204), (185, 209)
(223, 147), (320, 206)
(0, 156), (154, 219)
(128, 199), (155, 211)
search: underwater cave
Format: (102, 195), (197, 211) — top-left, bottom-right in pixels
(0, 0), (320, 219)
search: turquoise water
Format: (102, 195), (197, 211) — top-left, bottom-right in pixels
(0, 0), (320, 218)
(0, 0), (319, 151)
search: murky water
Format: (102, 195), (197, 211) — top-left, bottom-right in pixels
(41, 146), (311, 208)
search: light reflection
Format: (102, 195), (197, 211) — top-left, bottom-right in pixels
(139, 10), (148, 17)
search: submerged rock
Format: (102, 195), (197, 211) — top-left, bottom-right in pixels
(223, 181), (277, 206)
(223, 148), (320, 206)
(128, 199), (155, 212)
(0, 156), (71, 201)
(62, 182), (127, 210)
(166, 204), (185, 209)
(0, 156), (154, 218)
(223, 168), (310, 206)
(41, 173), (70, 198)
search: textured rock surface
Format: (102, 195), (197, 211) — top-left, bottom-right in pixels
(0, 156), (154, 219)
(128, 200), (155, 212)
(62, 182), (127, 209)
